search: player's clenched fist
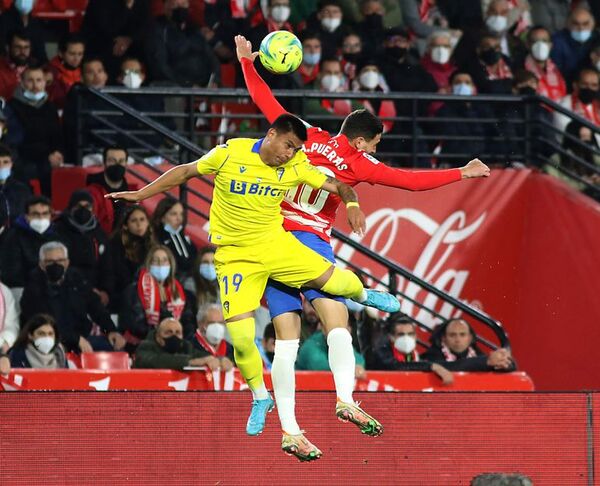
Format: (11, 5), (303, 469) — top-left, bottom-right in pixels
(460, 159), (491, 179)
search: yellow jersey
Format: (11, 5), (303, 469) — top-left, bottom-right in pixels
(195, 138), (328, 246)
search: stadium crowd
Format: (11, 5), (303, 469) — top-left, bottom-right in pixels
(10, 0), (600, 376)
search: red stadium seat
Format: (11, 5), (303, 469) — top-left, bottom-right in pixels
(81, 352), (131, 371)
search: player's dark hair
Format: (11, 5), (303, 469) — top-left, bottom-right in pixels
(270, 114), (307, 142)
(340, 109), (383, 142)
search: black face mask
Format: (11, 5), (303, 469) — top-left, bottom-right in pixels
(364, 14), (383, 29)
(171, 7), (189, 25)
(72, 206), (93, 225)
(518, 86), (536, 96)
(45, 263), (65, 283)
(105, 164), (126, 183)
(578, 88), (598, 104)
(343, 52), (360, 64)
(163, 335), (183, 354)
(385, 46), (407, 60)
(480, 48), (501, 66)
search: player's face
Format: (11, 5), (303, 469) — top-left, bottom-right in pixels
(264, 129), (304, 166)
(354, 133), (382, 154)
(442, 321), (473, 354)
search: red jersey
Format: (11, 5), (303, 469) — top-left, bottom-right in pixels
(241, 58), (463, 243)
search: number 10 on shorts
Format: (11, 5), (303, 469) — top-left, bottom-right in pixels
(222, 273), (243, 294)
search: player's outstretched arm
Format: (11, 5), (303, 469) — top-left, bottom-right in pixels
(105, 162), (199, 202)
(321, 176), (366, 236)
(235, 35), (289, 124)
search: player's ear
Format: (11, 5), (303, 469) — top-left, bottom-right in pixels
(353, 137), (366, 151)
(266, 128), (277, 140)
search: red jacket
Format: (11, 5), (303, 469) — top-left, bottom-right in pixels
(0, 57), (23, 100)
(46, 56), (81, 109)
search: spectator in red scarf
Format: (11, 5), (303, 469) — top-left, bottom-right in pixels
(0, 30), (33, 100)
(369, 316), (451, 383)
(421, 30), (457, 93)
(189, 302), (234, 368)
(555, 68), (600, 135)
(422, 318), (515, 372)
(46, 33), (85, 110)
(340, 32), (362, 82)
(522, 25), (566, 103)
(246, 0), (293, 51)
(297, 31), (322, 87)
(465, 33), (514, 94)
(119, 244), (195, 352)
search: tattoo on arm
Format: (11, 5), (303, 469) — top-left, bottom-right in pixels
(326, 176), (358, 204)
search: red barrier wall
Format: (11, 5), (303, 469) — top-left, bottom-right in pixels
(0, 392), (594, 485)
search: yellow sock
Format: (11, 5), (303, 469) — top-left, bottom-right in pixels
(320, 267), (364, 301)
(226, 318), (264, 391)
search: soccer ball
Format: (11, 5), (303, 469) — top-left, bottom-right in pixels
(259, 30), (303, 74)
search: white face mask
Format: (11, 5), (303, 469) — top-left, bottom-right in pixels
(531, 41), (550, 62)
(394, 335), (416, 354)
(270, 5), (290, 23)
(431, 46), (451, 64)
(123, 71), (143, 89)
(321, 17), (341, 32)
(359, 71), (379, 89)
(34, 336), (55, 354)
(205, 322), (226, 346)
(29, 218), (50, 234)
(452, 82), (473, 96)
(321, 74), (342, 92)
(486, 15), (508, 33)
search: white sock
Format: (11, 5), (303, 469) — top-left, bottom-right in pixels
(327, 327), (355, 404)
(251, 382), (269, 401)
(271, 339), (301, 435)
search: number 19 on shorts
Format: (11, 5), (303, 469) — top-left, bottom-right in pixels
(222, 273), (243, 294)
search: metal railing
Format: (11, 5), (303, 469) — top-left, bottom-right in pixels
(73, 86), (565, 351)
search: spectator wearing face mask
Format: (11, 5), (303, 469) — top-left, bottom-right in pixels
(246, 0), (294, 53)
(355, 0), (386, 57)
(8, 63), (64, 197)
(0, 195), (62, 288)
(546, 120), (600, 198)
(86, 146), (130, 234)
(20, 241), (126, 353)
(298, 31), (322, 87)
(189, 303), (234, 367)
(464, 33), (514, 95)
(54, 190), (109, 297)
(352, 58), (396, 133)
(99, 204), (155, 313)
(0, 30), (34, 101)
(369, 316), (453, 384)
(0, 0), (48, 63)
(82, 0), (150, 79)
(9, 314), (66, 369)
(151, 197), (197, 280)
(304, 57), (361, 133)
(119, 245), (195, 352)
(145, 0), (220, 87)
(422, 318), (515, 372)
(551, 7), (599, 88)
(134, 317), (221, 370)
(523, 25), (566, 103)
(305, 0), (350, 59)
(421, 30), (458, 97)
(555, 68), (600, 136)
(0, 143), (31, 241)
(340, 32), (362, 81)
(184, 246), (219, 308)
(45, 33), (85, 110)
(482, 0), (527, 65)
(433, 71), (499, 167)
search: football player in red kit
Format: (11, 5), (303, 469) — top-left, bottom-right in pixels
(235, 35), (490, 462)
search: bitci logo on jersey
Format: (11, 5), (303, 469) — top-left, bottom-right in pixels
(229, 180), (285, 197)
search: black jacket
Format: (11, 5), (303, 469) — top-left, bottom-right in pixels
(145, 15), (220, 86)
(370, 336), (433, 371)
(0, 6), (48, 62)
(155, 226), (197, 280)
(20, 267), (116, 352)
(0, 215), (62, 287)
(0, 176), (31, 233)
(54, 212), (109, 288)
(118, 280), (196, 342)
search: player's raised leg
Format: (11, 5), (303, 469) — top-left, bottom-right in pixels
(214, 246), (274, 436)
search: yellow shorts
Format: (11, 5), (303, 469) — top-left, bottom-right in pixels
(213, 230), (332, 319)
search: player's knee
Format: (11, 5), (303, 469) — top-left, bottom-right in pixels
(231, 334), (255, 355)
